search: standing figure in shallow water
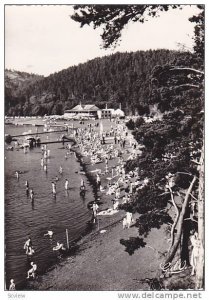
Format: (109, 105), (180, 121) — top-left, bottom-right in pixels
(29, 189), (34, 201)
(44, 164), (47, 173)
(23, 237), (32, 254)
(15, 171), (19, 180)
(65, 179), (69, 191)
(52, 182), (56, 196)
(59, 166), (63, 175)
(25, 180), (29, 196)
(41, 158), (44, 167)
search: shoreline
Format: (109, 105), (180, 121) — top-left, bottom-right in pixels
(6, 118), (196, 291)
(24, 122), (169, 291)
(25, 131), (128, 290)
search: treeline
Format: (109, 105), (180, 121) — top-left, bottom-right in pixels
(5, 49), (191, 116)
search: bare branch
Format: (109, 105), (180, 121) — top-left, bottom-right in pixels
(169, 66), (204, 75)
(184, 217), (198, 223)
(189, 193), (198, 202)
(164, 176), (196, 265)
(175, 84), (200, 89)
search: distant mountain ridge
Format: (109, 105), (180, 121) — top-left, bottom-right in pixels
(5, 69), (43, 92)
(5, 50), (192, 116)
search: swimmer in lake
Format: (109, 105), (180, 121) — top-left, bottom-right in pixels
(15, 171), (19, 180)
(53, 242), (66, 252)
(44, 230), (53, 238)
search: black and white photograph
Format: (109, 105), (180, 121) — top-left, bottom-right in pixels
(2, 1), (205, 297)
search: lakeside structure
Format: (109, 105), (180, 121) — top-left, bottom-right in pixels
(64, 104), (100, 119)
(63, 103), (125, 120)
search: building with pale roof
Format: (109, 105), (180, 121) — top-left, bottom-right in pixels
(64, 103), (100, 119)
(63, 103), (125, 119)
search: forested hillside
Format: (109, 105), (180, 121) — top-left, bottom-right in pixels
(5, 70), (43, 116)
(5, 50), (191, 116)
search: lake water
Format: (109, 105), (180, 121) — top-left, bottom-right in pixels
(5, 124), (94, 289)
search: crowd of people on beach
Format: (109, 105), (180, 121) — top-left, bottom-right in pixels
(72, 119), (150, 227)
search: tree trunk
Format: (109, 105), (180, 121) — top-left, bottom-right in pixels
(164, 176), (196, 265)
(180, 207), (191, 265)
(195, 146), (204, 289)
(167, 186), (180, 250)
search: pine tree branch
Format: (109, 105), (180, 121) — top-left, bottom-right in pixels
(169, 67), (204, 75)
(175, 84), (200, 89)
(189, 193), (198, 202)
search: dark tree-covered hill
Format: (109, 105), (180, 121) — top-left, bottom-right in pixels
(5, 50), (192, 116)
(5, 69), (43, 116)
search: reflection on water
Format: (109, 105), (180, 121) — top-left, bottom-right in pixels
(5, 125), (93, 289)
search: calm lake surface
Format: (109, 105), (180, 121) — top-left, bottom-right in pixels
(5, 124), (94, 289)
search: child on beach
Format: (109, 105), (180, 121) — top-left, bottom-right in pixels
(9, 279), (16, 291)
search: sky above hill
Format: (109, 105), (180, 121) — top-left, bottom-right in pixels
(5, 4), (200, 76)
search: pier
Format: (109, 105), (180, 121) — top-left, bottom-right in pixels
(11, 129), (67, 138)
